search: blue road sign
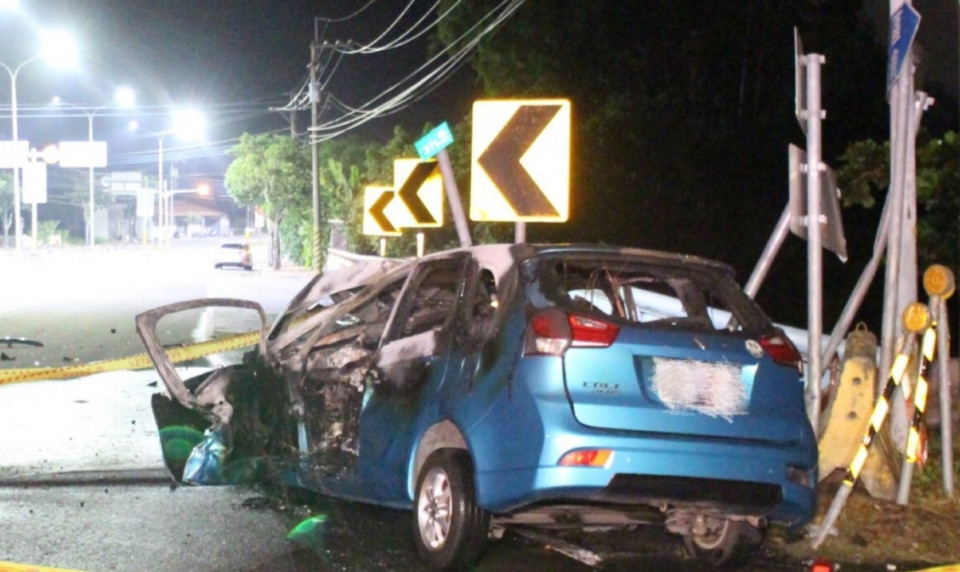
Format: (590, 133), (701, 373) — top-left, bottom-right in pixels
(887, 4), (920, 94)
(414, 121), (454, 160)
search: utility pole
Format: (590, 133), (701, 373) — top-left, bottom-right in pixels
(880, 0), (923, 459)
(289, 91), (297, 138)
(310, 23), (323, 273)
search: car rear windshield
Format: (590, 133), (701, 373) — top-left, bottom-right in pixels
(524, 254), (772, 335)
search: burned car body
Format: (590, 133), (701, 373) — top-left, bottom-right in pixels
(137, 244), (817, 569)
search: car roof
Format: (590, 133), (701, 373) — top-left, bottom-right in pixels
(414, 243), (736, 281)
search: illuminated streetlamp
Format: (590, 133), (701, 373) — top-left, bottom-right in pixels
(0, 29), (77, 251)
(52, 86), (136, 246)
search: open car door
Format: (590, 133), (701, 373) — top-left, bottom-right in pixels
(135, 298), (268, 426)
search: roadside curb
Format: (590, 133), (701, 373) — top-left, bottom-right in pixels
(0, 468), (173, 488)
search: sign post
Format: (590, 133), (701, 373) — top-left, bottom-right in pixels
(879, 1), (923, 455)
(415, 122), (471, 247)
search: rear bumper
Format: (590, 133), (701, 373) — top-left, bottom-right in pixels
(473, 426), (816, 527)
(215, 261), (251, 269)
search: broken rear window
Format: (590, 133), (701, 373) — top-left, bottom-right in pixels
(526, 255), (771, 334)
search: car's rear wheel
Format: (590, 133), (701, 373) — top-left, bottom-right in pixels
(683, 517), (763, 567)
(413, 450), (490, 570)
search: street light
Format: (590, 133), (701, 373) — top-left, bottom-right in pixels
(0, 29), (77, 251)
(157, 108), (205, 246)
(52, 86), (136, 246)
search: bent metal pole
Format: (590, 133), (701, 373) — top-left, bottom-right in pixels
(803, 52), (825, 432)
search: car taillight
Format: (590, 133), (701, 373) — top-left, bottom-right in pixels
(760, 332), (803, 373)
(558, 449), (612, 467)
(569, 314), (620, 347)
(524, 308), (620, 356)
(810, 560), (836, 572)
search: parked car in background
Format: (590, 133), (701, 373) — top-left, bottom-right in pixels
(214, 242), (252, 270)
(138, 243), (817, 569)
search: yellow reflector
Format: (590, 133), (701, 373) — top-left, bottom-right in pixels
(915, 377), (929, 409)
(923, 264), (956, 299)
(559, 449), (612, 467)
(890, 353), (910, 383)
(849, 446), (868, 478)
(869, 399), (889, 430)
(902, 303), (931, 333)
(921, 328), (937, 361)
(906, 427), (920, 463)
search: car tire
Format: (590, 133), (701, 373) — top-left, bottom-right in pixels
(413, 450), (490, 570)
(683, 517), (763, 567)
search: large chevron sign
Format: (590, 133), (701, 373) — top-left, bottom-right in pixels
(470, 99), (571, 222)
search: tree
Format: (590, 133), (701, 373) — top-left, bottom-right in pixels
(318, 136), (370, 259)
(837, 130), (959, 270)
(225, 133), (311, 269)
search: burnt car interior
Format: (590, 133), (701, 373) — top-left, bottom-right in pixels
(543, 258), (759, 333)
(293, 277), (407, 466)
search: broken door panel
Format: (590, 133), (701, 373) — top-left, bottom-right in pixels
(357, 255), (470, 501)
(291, 277), (409, 480)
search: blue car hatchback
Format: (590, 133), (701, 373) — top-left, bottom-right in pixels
(138, 243), (817, 569)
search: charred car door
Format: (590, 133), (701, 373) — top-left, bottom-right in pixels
(356, 253), (471, 504)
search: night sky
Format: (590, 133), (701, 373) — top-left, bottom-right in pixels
(1, 1), (956, 186)
(1, 0), (467, 189)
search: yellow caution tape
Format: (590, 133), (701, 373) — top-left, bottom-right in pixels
(911, 564), (960, 572)
(0, 331), (259, 386)
(0, 562), (88, 572)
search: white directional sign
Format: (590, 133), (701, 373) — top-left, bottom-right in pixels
(58, 141), (108, 168)
(136, 188), (154, 218)
(103, 171), (144, 195)
(22, 162), (48, 204)
(470, 99), (571, 222)
(0, 141), (29, 168)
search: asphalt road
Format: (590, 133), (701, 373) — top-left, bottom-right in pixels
(0, 239), (310, 368)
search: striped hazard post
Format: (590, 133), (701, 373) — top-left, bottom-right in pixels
(812, 302), (930, 549)
(894, 304), (939, 504)
(905, 324), (937, 464)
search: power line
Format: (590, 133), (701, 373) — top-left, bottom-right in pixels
(300, 0), (525, 142)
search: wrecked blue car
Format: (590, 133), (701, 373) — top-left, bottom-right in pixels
(136, 243), (817, 569)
